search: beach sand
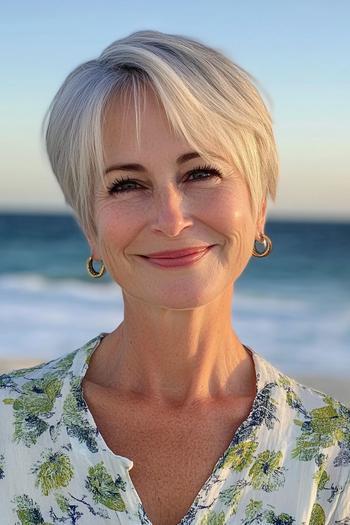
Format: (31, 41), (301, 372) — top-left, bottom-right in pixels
(0, 358), (348, 406)
(296, 375), (349, 406)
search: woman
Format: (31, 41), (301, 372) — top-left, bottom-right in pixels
(0, 30), (349, 524)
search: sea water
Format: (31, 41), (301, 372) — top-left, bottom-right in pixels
(0, 212), (349, 376)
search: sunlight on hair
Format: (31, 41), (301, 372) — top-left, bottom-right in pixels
(43, 30), (279, 238)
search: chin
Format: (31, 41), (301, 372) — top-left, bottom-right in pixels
(124, 280), (228, 311)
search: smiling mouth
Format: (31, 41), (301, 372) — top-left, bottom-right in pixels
(142, 245), (215, 259)
(139, 245), (214, 268)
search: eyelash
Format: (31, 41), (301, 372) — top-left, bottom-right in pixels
(107, 165), (222, 195)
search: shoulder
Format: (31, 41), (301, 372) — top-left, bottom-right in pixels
(251, 351), (350, 513)
(275, 370), (350, 458)
(0, 350), (79, 445)
(253, 349), (350, 417)
(274, 365), (350, 424)
(0, 352), (77, 488)
(0, 349), (78, 399)
(0, 332), (105, 398)
(253, 349), (350, 460)
(282, 375), (350, 515)
(0, 334), (104, 445)
(256, 351), (350, 466)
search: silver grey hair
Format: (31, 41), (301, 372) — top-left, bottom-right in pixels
(43, 30), (279, 237)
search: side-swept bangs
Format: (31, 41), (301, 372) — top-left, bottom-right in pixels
(43, 30), (278, 237)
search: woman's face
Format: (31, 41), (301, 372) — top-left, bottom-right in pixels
(89, 90), (266, 309)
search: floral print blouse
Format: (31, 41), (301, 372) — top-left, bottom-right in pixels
(0, 332), (349, 524)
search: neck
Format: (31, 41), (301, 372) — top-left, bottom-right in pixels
(86, 287), (256, 408)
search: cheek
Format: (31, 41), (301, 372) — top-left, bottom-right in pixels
(94, 202), (137, 256)
(206, 189), (255, 244)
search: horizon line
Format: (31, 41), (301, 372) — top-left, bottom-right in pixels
(0, 208), (349, 224)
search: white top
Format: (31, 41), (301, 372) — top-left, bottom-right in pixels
(0, 332), (349, 524)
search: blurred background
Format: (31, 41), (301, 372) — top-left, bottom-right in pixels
(1, 1), (349, 402)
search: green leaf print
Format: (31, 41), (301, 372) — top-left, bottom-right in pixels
(14, 409), (49, 447)
(199, 509), (226, 525)
(277, 374), (307, 417)
(3, 397), (15, 405)
(85, 462), (127, 511)
(52, 351), (77, 376)
(292, 396), (350, 462)
(0, 374), (17, 389)
(286, 390), (302, 411)
(49, 492), (85, 523)
(242, 384), (279, 439)
(243, 499), (294, 525)
(265, 510), (295, 524)
(312, 404), (342, 438)
(55, 493), (71, 514)
(309, 503), (325, 525)
(220, 479), (248, 514)
(10, 375), (63, 447)
(244, 499), (263, 521)
(248, 450), (285, 492)
(16, 377), (62, 415)
(223, 440), (258, 472)
(1, 350), (77, 447)
(9, 351), (76, 380)
(62, 378), (98, 453)
(313, 467), (330, 491)
(32, 450), (74, 496)
(13, 494), (52, 525)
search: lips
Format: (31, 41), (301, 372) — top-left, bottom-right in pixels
(144, 246), (213, 259)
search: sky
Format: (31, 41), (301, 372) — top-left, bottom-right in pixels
(1, 0), (349, 220)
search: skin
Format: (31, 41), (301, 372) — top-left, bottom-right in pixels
(85, 88), (267, 411)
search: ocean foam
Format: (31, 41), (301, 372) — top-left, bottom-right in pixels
(0, 273), (349, 376)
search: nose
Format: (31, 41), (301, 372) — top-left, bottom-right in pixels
(150, 185), (193, 237)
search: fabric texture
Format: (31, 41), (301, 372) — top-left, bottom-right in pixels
(0, 332), (349, 524)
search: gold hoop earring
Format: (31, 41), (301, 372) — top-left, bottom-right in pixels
(252, 233), (272, 258)
(86, 256), (105, 278)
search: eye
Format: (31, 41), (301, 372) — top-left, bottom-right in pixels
(107, 165), (222, 196)
(107, 176), (143, 195)
(186, 165), (222, 182)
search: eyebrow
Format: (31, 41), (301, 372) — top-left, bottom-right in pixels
(104, 152), (201, 175)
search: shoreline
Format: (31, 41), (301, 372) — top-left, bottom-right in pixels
(0, 358), (348, 405)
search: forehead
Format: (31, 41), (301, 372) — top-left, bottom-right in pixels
(102, 89), (189, 162)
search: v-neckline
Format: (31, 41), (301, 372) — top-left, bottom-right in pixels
(74, 332), (268, 525)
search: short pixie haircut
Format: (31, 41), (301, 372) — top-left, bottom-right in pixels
(43, 30), (279, 238)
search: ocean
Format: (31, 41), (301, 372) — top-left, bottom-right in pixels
(0, 212), (349, 377)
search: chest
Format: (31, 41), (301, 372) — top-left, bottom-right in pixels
(83, 383), (254, 525)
